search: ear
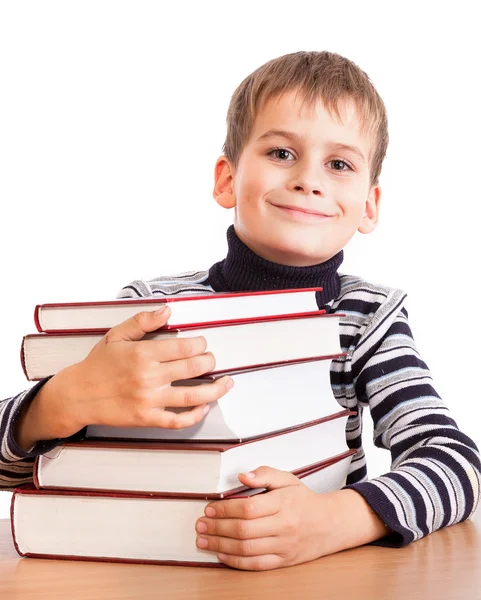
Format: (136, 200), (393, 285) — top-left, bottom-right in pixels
(213, 156), (236, 209)
(358, 185), (381, 234)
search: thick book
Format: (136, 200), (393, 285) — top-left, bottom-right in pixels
(12, 450), (355, 566)
(21, 313), (342, 381)
(34, 410), (352, 496)
(34, 288), (323, 333)
(86, 356), (345, 442)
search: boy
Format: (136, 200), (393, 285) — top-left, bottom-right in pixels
(2, 51), (480, 571)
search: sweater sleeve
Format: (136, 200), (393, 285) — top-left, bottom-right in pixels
(346, 304), (481, 546)
(0, 379), (85, 490)
(0, 281), (162, 492)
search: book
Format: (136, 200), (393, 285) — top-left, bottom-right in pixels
(34, 288), (323, 333)
(21, 313), (342, 381)
(34, 410), (352, 496)
(12, 450), (355, 566)
(86, 356), (344, 442)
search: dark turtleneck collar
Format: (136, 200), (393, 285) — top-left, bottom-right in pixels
(208, 225), (343, 309)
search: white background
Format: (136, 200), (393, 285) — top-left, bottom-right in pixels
(0, 1), (479, 518)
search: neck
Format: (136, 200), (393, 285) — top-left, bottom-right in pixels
(208, 225), (343, 308)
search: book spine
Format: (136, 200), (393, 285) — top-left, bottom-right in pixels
(34, 305), (42, 333)
(10, 492), (24, 558)
(39, 309), (329, 335)
(19, 337), (29, 380)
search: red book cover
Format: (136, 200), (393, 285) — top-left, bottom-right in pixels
(13, 448), (356, 567)
(21, 312), (344, 381)
(33, 410), (354, 496)
(34, 287), (325, 333)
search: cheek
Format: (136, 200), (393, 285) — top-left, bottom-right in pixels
(236, 175), (267, 205)
(335, 184), (369, 218)
(239, 160), (282, 196)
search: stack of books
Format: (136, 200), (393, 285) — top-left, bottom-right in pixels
(11, 288), (355, 566)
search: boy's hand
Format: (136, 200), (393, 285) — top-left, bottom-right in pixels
(195, 467), (389, 571)
(16, 306), (233, 448)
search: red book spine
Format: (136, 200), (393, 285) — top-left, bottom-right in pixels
(34, 287), (325, 332)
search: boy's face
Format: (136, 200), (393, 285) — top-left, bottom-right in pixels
(214, 90), (381, 267)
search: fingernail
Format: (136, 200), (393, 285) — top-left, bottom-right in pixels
(218, 553), (227, 561)
(202, 404), (210, 415)
(153, 306), (167, 315)
(205, 506), (216, 517)
(196, 537), (208, 549)
(226, 377), (234, 391)
(196, 521), (207, 533)
(243, 472), (256, 479)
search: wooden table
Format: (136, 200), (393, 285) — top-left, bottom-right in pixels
(1, 513), (481, 600)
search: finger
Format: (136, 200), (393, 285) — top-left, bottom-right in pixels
(161, 352), (217, 382)
(205, 493), (280, 520)
(146, 403), (212, 430)
(164, 376), (234, 408)
(238, 466), (302, 491)
(196, 533), (278, 557)
(216, 553), (283, 571)
(196, 514), (279, 540)
(105, 307), (171, 343)
(133, 353), (217, 386)
(133, 335), (208, 363)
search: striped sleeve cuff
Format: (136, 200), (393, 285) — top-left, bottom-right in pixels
(6, 378), (86, 461)
(346, 452), (481, 547)
(5, 378), (54, 460)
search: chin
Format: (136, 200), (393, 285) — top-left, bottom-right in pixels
(263, 234), (330, 267)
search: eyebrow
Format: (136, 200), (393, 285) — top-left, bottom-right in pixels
(256, 129), (366, 163)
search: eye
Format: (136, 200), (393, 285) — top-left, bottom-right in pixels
(267, 148), (295, 161)
(328, 159), (352, 172)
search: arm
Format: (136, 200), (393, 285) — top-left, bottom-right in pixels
(0, 381), (69, 489)
(195, 468), (390, 571)
(193, 300), (480, 570)
(0, 376), (93, 490)
(1, 308), (233, 492)
(347, 304), (481, 545)
(4, 282), (153, 461)
(1, 389), (38, 489)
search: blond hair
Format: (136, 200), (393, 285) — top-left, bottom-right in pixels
(223, 51), (388, 185)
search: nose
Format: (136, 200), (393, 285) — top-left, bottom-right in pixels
(287, 161), (324, 196)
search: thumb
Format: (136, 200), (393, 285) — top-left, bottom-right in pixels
(105, 305), (171, 343)
(238, 466), (301, 491)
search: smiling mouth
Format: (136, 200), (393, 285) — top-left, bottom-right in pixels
(270, 203), (334, 219)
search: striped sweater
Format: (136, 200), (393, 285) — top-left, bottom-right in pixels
(117, 270), (481, 545)
(1, 252), (480, 546)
